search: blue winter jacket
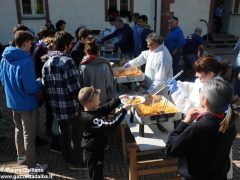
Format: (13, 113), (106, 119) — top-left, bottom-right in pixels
(164, 26), (185, 52)
(0, 46), (40, 111)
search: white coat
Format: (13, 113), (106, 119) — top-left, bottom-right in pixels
(128, 44), (173, 94)
(171, 78), (203, 114)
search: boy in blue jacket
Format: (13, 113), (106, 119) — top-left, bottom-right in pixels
(0, 30), (47, 174)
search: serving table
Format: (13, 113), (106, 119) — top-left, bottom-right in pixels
(121, 110), (181, 180)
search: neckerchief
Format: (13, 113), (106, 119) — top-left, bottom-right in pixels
(81, 54), (96, 65)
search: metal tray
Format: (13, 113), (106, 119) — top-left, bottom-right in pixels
(113, 67), (145, 83)
(131, 96), (183, 125)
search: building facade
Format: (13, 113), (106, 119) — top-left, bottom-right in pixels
(0, 0), (239, 45)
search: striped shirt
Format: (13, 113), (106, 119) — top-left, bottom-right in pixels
(42, 51), (81, 121)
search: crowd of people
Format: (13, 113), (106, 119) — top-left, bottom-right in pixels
(0, 12), (239, 180)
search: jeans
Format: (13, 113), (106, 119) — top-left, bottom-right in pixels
(12, 109), (37, 168)
(58, 116), (83, 165)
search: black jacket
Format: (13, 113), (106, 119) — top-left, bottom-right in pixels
(70, 41), (85, 67)
(102, 23), (134, 56)
(165, 113), (236, 180)
(32, 43), (48, 78)
(81, 98), (127, 152)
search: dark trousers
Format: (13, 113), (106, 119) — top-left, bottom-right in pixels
(215, 16), (222, 33)
(84, 150), (104, 180)
(45, 101), (53, 135)
(58, 117), (83, 165)
(183, 53), (197, 81)
(172, 52), (182, 76)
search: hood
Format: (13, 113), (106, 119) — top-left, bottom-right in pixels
(2, 46), (30, 62)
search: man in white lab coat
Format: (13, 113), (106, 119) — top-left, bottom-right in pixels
(124, 32), (173, 95)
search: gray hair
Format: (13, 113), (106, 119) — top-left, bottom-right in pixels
(202, 77), (232, 114)
(146, 32), (164, 45)
(202, 77), (238, 133)
(194, 27), (202, 35)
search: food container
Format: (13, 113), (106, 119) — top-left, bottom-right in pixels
(130, 96), (183, 136)
(113, 67), (145, 83)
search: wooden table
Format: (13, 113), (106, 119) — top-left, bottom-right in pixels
(121, 111), (180, 180)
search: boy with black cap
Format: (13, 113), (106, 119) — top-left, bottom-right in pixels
(78, 86), (131, 180)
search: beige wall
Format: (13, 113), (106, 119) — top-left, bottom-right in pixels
(0, 0), (214, 44)
(0, 0), (18, 44)
(48, 0), (161, 37)
(134, 0), (161, 33)
(171, 0), (211, 37)
(48, 0), (108, 38)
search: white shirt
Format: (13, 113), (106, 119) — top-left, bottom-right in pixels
(128, 44), (173, 94)
(171, 78), (203, 114)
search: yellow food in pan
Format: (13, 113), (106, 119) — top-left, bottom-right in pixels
(136, 100), (178, 116)
(113, 67), (142, 77)
(126, 97), (141, 105)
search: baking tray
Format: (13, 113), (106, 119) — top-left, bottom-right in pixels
(113, 67), (145, 83)
(131, 96), (183, 125)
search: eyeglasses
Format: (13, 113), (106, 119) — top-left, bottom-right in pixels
(147, 43), (155, 47)
(87, 37), (94, 41)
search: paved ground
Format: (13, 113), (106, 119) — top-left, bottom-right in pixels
(0, 47), (240, 180)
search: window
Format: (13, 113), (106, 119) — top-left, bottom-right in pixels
(20, 0), (45, 18)
(105, 0), (133, 20)
(234, 0), (240, 14)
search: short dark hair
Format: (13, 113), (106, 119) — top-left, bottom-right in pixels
(14, 30), (34, 47)
(55, 20), (66, 31)
(38, 26), (54, 40)
(78, 29), (92, 39)
(171, 16), (178, 22)
(12, 24), (30, 35)
(53, 31), (74, 51)
(139, 15), (148, 23)
(132, 12), (140, 18)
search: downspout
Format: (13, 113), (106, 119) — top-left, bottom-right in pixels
(154, 0), (157, 32)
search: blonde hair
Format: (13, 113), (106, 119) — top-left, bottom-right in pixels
(78, 86), (100, 105)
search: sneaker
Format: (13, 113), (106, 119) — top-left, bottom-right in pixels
(68, 163), (87, 171)
(0, 118), (12, 130)
(17, 156), (27, 165)
(29, 164), (48, 175)
(49, 146), (62, 154)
